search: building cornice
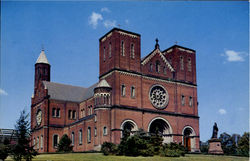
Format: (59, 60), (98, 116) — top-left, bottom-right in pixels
(99, 68), (197, 88)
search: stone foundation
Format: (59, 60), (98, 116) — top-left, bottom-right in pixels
(208, 139), (224, 154)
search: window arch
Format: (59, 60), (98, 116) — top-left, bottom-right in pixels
(131, 43), (135, 58)
(187, 58), (192, 72)
(180, 56), (184, 70)
(121, 40), (125, 56)
(87, 127), (91, 143)
(71, 132), (75, 146)
(53, 134), (59, 148)
(156, 60), (160, 73)
(103, 126), (107, 136)
(109, 42), (112, 58)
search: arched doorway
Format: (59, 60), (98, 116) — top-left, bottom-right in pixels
(148, 117), (173, 143)
(182, 126), (196, 152)
(120, 120), (138, 137)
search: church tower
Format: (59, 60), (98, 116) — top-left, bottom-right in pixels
(34, 49), (50, 92)
(99, 28), (141, 77)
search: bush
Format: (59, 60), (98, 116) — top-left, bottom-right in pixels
(160, 143), (186, 157)
(57, 134), (73, 152)
(237, 132), (249, 157)
(101, 142), (117, 155)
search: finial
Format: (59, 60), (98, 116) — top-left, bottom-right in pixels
(155, 38), (159, 49)
(41, 44), (44, 51)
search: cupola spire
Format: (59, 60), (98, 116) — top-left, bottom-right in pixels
(155, 38), (160, 49)
(36, 49), (50, 65)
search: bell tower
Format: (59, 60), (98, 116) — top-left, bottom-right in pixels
(34, 49), (50, 91)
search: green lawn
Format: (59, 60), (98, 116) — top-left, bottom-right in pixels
(6, 153), (248, 161)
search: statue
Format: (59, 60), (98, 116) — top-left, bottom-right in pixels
(212, 122), (218, 138)
(208, 122), (224, 154)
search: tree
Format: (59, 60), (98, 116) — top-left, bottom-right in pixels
(219, 132), (237, 155)
(0, 138), (11, 161)
(237, 132), (249, 157)
(57, 134), (73, 152)
(11, 110), (37, 161)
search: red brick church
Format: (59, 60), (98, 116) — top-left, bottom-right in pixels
(31, 28), (200, 153)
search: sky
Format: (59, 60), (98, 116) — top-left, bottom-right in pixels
(0, 1), (249, 142)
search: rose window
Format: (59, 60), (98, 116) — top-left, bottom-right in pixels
(149, 85), (169, 109)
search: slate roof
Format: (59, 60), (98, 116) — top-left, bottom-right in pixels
(43, 81), (98, 103)
(36, 50), (50, 64)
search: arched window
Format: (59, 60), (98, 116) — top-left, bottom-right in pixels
(121, 85), (126, 96)
(181, 95), (185, 106)
(68, 110), (72, 119)
(163, 66), (167, 75)
(180, 56), (184, 70)
(87, 127), (91, 143)
(156, 60), (160, 73)
(189, 96), (193, 107)
(131, 43), (135, 58)
(95, 127), (97, 137)
(73, 110), (76, 119)
(121, 40), (125, 56)
(52, 108), (56, 117)
(56, 108), (60, 117)
(131, 86), (135, 98)
(103, 47), (106, 61)
(103, 126), (107, 136)
(79, 130), (82, 145)
(40, 135), (43, 149)
(149, 63), (153, 72)
(53, 134), (59, 148)
(71, 132), (75, 146)
(109, 42), (112, 58)
(187, 58), (192, 72)
(37, 137), (39, 149)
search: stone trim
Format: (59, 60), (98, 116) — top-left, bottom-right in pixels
(99, 69), (197, 88)
(110, 105), (199, 119)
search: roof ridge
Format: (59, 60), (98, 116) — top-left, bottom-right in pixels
(43, 81), (87, 89)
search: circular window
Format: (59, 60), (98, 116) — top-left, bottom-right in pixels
(149, 85), (169, 109)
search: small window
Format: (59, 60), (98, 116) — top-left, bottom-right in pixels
(90, 106), (93, 115)
(53, 134), (59, 148)
(68, 110), (72, 119)
(121, 41), (125, 56)
(103, 126), (107, 136)
(71, 132), (75, 146)
(56, 108), (60, 117)
(94, 115), (97, 122)
(189, 96), (193, 107)
(149, 63), (153, 72)
(87, 127), (91, 143)
(131, 86), (135, 98)
(181, 95), (185, 106)
(41, 135), (43, 149)
(94, 127), (97, 137)
(163, 66), (167, 75)
(73, 110), (76, 119)
(52, 108), (56, 117)
(103, 47), (106, 62)
(188, 58), (192, 72)
(131, 43), (135, 58)
(109, 42), (112, 58)
(79, 130), (82, 145)
(33, 137), (36, 146)
(37, 137), (39, 149)
(180, 56), (184, 70)
(121, 85), (126, 97)
(156, 60), (160, 73)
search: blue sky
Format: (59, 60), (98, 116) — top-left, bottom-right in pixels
(0, 1), (248, 142)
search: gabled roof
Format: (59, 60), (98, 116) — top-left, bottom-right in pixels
(36, 50), (50, 65)
(96, 79), (111, 88)
(42, 81), (98, 103)
(141, 48), (175, 72)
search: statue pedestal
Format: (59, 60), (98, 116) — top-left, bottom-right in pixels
(208, 138), (224, 154)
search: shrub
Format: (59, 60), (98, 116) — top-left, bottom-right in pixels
(160, 143), (186, 157)
(57, 134), (73, 152)
(237, 132), (249, 157)
(101, 142), (117, 155)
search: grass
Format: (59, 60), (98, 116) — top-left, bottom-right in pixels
(6, 153), (249, 161)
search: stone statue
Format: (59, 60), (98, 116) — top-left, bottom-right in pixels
(212, 122), (218, 139)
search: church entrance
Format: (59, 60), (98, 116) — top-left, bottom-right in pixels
(148, 117), (172, 143)
(183, 127), (195, 152)
(121, 120), (138, 137)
